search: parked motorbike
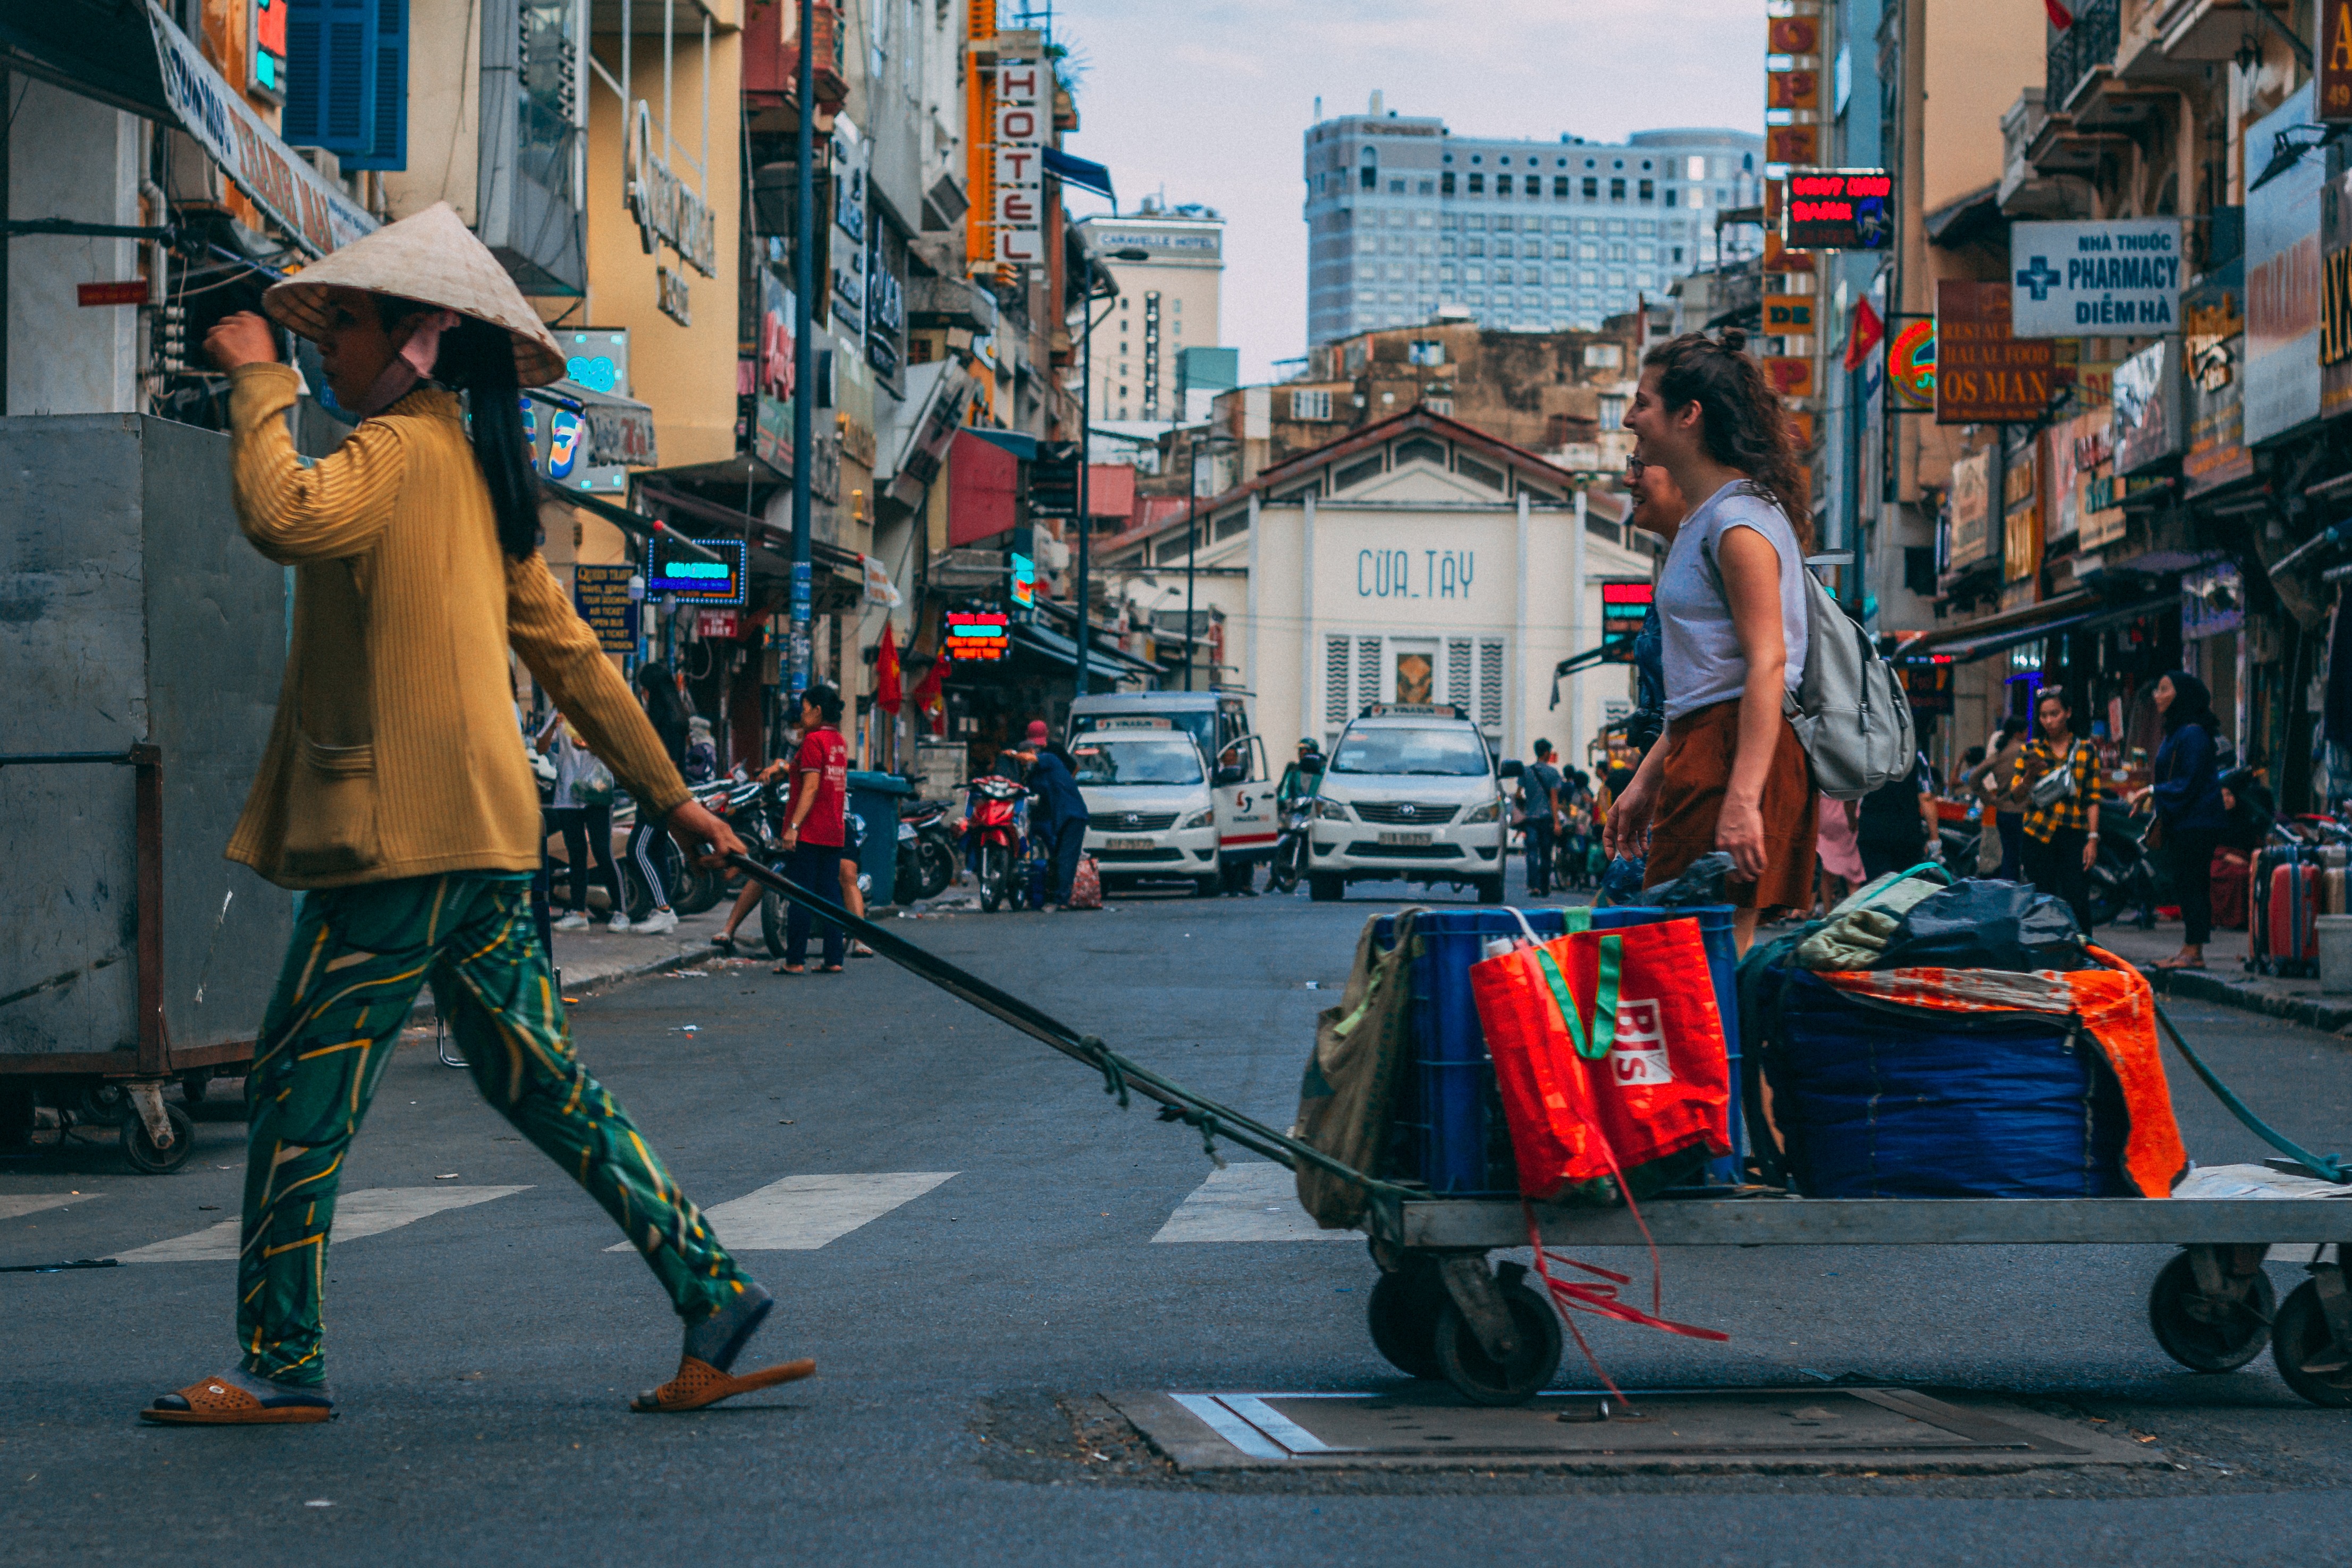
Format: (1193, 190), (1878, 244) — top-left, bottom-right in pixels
(898, 799), (959, 901)
(966, 775), (1030, 913)
(2089, 797), (2162, 931)
(1268, 798), (1311, 894)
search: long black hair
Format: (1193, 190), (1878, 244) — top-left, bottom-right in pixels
(2159, 669), (2217, 735)
(380, 300), (538, 559)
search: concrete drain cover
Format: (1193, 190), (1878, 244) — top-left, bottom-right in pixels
(1109, 1386), (2163, 1473)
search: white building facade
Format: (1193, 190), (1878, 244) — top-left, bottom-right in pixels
(1106, 411), (1649, 771)
(1075, 204), (1224, 426)
(1304, 99), (1763, 344)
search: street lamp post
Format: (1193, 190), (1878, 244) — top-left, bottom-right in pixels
(787, 0), (817, 701)
(1072, 244), (1149, 699)
(1181, 431), (1235, 690)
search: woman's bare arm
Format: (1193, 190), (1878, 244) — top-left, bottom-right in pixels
(1716, 526), (1789, 882)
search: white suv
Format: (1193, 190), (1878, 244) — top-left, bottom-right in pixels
(1306, 705), (1511, 904)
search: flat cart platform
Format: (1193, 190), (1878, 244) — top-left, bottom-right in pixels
(1355, 1192), (2352, 1411)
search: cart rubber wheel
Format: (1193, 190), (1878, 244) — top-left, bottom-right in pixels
(2147, 1251), (2275, 1372)
(2272, 1278), (2352, 1407)
(1434, 1283), (1563, 1406)
(1308, 872), (1345, 903)
(1368, 1269), (1448, 1380)
(1475, 876), (1505, 905)
(121, 1103), (195, 1176)
(180, 1070), (212, 1107)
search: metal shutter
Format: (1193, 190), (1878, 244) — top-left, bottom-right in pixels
(1445, 638), (1472, 712)
(1477, 638), (1506, 732)
(1324, 636), (1352, 731)
(1356, 635), (1382, 712)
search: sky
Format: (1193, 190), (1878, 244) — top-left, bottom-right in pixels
(1050, 0), (1767, 383)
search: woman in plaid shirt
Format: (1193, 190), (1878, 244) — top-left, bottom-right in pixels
(2009, 688), (2101, 935)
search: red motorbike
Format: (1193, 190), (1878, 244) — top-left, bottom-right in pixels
(964, 774), (1030, 913)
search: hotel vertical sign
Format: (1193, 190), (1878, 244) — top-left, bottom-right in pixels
(993, 59), (1044, 268)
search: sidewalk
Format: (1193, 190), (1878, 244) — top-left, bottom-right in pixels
(2094, 918), (2352, 1036)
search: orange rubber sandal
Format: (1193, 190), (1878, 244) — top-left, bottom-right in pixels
(141, 1375), (334, 1425)
(629, 1355), (815, 1413)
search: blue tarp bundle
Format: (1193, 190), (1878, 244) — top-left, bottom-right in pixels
(1766, 971), (2133, 1199)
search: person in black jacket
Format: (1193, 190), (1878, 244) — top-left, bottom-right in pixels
(2131, 671), (2228, 970)
(623, 660), (692, 934)
(1018, 719), (1091, 908)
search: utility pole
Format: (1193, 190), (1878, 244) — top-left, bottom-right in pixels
(1076, 252), (1094, 699)
(788, 0), (817, 700)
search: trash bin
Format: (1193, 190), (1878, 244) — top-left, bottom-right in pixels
(849, 770), (914, 907)
(2319, 914), (2352, 995)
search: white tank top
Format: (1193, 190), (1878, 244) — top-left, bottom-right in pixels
(1655, 480), (1811, 720)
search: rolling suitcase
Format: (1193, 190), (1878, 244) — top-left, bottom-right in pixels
(2250, 847), (2321, 978)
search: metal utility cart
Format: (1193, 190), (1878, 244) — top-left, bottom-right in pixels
(1354, 1189), (2352, 1409)
(1, 414), (293, 1173)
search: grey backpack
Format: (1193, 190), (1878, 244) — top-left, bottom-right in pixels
(1782, 567), (1915, 801)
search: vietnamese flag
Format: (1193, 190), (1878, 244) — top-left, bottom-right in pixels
(1844, 295), (1886, 373)
(875, 621), (904, 713)
(909, 652), (946, 734)
(2044, 0), (2074, 28)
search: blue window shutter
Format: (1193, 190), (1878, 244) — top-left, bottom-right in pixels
(283, 0), (374, 158)
(346, 0), (408, 171)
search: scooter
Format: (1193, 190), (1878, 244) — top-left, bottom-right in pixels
(966, 775), (1030, 913)
(898, 799), (959, 901)
(1268, 798), (1312, 894)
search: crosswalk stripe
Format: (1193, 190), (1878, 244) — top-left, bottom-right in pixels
(113, 1186), (532, 1263)
(1150, 1163), (1351, 1243)
(610, 1171), (958, 1252)
(0, 1193), (103, 1222)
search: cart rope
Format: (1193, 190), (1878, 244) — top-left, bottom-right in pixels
(726, 854), (1410, 1198)
(2151, 999), (2348, 1184)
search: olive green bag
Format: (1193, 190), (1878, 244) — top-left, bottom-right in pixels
(1292, 909), (1423, 1229)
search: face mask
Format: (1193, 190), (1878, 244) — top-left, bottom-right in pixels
(355, 308), (461, 417)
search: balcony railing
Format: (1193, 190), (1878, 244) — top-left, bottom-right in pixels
(2047, 0), (2121, 115)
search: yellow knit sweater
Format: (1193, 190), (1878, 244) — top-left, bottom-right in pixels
(224, 362), (689, 889)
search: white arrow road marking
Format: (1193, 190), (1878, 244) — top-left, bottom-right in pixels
(612, 1172), (959, 1252)
(1150, 1163), (1352, 1243)
(113, 1186), (532, 1263)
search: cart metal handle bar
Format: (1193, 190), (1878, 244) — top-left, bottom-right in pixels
(723, 853), (1415, 1201)
(0, 749), (153, 767)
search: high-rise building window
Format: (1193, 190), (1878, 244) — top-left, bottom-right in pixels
(1440, 172), (1455, 194)
(1553, 176), (1570, 197)
(1639, 180), (1655, 202)
(1496, 175), (1513, 195)
(1419, 178), (1434, 195)
(1609, 179), (1626, 201)
(1467, 174), (1484, 193)
(1582, 177), (1598, 199)
(1389, 178), (1405, 193)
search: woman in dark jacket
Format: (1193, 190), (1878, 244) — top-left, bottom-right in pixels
(623, 660), (695, 934)
(2133, 671), (2227, 970)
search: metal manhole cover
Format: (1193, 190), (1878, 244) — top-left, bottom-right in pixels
(1108, 1386), (2162, 1473)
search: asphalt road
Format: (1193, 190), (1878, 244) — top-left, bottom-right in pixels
(6, 863), (2352, 1566)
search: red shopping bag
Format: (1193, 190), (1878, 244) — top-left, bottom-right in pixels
(1471, 915), (1731, 1200)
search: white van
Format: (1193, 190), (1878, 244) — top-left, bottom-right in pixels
(1068, 689), (1273, 892)
(1067, 725), (1222, 896)
(1306, 704), (1514, 903)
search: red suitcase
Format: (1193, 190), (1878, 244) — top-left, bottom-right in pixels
(2250, 850), (2320, 977)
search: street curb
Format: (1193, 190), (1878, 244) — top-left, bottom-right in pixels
(2146, 965), (2352, 1037)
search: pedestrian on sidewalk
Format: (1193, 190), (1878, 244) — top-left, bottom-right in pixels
(621, 659), (693, 935)
(1019, 718), (1091, 908)
(2131, 670), (2228, 970)
(776, 684), (851, 973)
(154, 204), (805, 1427)
(1854, 729), (1940, 881)
(1971, 716), (2031, 880)
(2010, 687), (2101, 938)
(1520, 739), (1563, 897)
(536, 713), (626, 930)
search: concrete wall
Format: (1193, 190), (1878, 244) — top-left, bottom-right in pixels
(381, 0), (485, 222)
(7, 82), (141, 415)
(1920, 0), (2044, 215)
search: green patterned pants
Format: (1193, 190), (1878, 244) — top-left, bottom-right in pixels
(237, 872), (749, 1386)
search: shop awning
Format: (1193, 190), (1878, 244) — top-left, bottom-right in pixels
(1902, 593), (2179, 666)
(1898, 590), (2100, 659)
(1011, 622), (1158, 678)
(967, 427), (1041, 462)
(1044, 147), (1116, 201)
(62, 4), (378, 258)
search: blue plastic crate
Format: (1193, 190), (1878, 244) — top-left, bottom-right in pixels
(1377, 906), (1743, 1196)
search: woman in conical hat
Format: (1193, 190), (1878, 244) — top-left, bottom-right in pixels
(143, 204), (810, 1425)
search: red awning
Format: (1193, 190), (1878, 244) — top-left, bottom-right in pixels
(948, 429), (1018, 547)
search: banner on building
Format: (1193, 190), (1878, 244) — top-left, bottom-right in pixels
(1948, 449), (1992, 570)
(2325, 0), (2352, 122)
(145, 2), (376, 258)
(1937, 281), (2058, 424)
(2246, 82), (2323, 445)
(2184, 260), (2253, 495)
(830, 119), (868, 342)
(1783, 170), (1891, 251)
(2002, 444), (2041, 584)
(2111, 337), (2183, 475)
(2009, 219), (2183, 338)
(2322, 165), (2352, 419)
(993, 58), (1045, 267)
(1887, 314), (1936, 414)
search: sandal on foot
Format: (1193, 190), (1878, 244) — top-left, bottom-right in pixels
(629, 1354), (816, 1413)
(820, 964), (845, 974)
(849, 941), (876, 958)
(141, 1369), (333, 1426)
(773, 963), (805, 975)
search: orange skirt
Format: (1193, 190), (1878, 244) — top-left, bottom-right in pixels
(1643, 697), (1817, 913)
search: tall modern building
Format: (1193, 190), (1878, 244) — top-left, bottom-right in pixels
(1075, 201), (1225, 426)
(1303, 97), (1763, 344)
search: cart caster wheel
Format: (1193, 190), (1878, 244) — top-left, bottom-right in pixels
(121, 1103), (195, 1175)
(2148, 1251), (2274, 1372)
(1368, 1268), (1448, 1380)
(1434, 1282), (1563, 1406)
(181, 1070), (212, 1106)
(2272, 1277), (2352, 1407)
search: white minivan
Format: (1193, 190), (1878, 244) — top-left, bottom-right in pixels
(1305, 704), (1514, 904)
(1067, 724), (1223, 896)
(1068, 690), (1273, 892)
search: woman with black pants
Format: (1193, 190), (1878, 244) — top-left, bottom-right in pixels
(2010, 688), (2100, 937)
(2133, 671), (2228, 970)
(624, 659), (693, 935)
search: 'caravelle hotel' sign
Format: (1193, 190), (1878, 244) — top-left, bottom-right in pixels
(626, 100), (718, 325)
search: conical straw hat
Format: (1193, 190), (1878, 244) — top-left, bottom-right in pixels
(263, 201), (567, 387)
